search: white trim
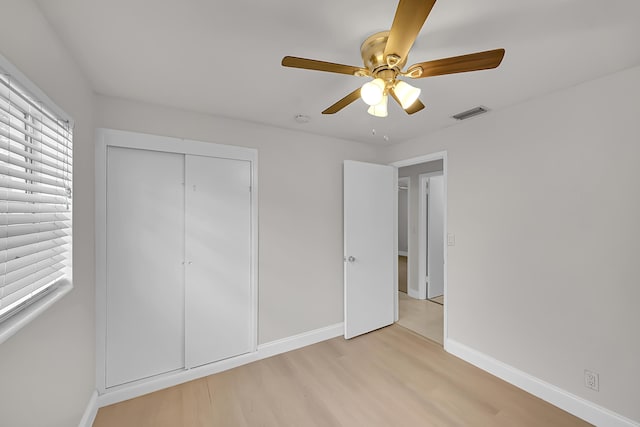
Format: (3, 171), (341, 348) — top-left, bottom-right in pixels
(393, 171), (399, 322)
(257, 322), (343, 360)
(392, 152), (447, 169)
(0, 280), (72, 345)
(404, 176), (412, 304)
(418, 174), (428, 300)
(393, 176), (413, 306)
(94, 128), (259, 393)
(445, 339), (640, 427)
(397, 176), (410, 261)
(97, 128), (256, 161)
(391, 151), (448, 342)
(250, 150), (259, 353)
(94, 130), (107, 393)
(97, 323), (344, 408)
(77, 390), (98, 427)
(418, 171), (444, 301)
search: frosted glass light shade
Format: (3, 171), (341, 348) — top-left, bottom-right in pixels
(361, 78), (385, 106)
(367, 95), (388, 117)
(394, 80), (421, 109)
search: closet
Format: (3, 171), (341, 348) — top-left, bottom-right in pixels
(96, 129), (257, 391)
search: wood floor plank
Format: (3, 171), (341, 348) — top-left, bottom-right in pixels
(397, 291), (444, 344)
(93, 325), (591, 427)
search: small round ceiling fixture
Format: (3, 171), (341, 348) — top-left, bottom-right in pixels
(294, 114), (310, 124)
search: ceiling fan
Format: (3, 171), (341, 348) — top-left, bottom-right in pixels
(281, 0), (505, 117)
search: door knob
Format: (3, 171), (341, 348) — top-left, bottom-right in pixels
(345, 256), (356, 263)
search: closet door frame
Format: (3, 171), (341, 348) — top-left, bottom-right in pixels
(95, 128), (258, 394)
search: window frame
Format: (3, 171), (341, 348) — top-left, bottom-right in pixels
(0, 53), (73, 345)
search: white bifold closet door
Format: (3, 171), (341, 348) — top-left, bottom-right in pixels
(184, 155), (252, 368)
(105, 147), (186, 388)
(105, 146), (253, 387)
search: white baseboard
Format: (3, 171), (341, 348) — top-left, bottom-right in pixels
(445, 339), (639, 427)
(78, 390), (98, 427)
(398, 251), (408, 256)
(407, 288), (421, 299)
(97, 322), (344, 408)
(257, 322), (344, 359)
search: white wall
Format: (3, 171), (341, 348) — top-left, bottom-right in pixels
(94, 95), (379, 344)
(0, 1), (96, 426)
(382, 65), (640, 423)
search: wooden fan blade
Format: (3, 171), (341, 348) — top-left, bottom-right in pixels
(282, 56), (367, 76)
(322, 88), (362, 114)
(384, 0), (437, 65)
(407, 48), (505, 79)
(390, 88), (426, 115)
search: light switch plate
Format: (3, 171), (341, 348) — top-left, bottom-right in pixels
(447, 233), (456, 246)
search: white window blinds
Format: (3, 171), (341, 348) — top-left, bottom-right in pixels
(0, 69), (72, 324)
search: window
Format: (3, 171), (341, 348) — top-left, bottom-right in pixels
(0, 59), (73, 339)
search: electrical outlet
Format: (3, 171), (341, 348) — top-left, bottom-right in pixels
(584, 370), (599, 391)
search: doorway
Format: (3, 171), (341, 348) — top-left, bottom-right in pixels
(392, 152), (447, 346)
(419, 172), (445, 304)
(398, 177), (409, 294)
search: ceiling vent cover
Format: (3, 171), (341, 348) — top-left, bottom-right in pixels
(452, 106), (489, 120)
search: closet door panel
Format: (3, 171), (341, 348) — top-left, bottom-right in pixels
(185, 155), (252, 368)
(105, 147), (185, 387)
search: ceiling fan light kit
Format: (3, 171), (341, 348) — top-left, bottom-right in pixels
(361, 78), (386, 106)
(282, 0), (506, 118)
(393, 80), (421, 110)
(367, 95), (389, 118)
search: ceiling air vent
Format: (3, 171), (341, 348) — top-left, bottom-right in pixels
(452, 106), (489, 121)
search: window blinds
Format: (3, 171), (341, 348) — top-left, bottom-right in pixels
(0, 71), (72, 323)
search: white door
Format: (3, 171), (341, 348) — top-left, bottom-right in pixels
(105, 147), (185, 387)
(427, 175), (445, 298)
(344, 161), (395, 339)
(184, 155), (252, 368)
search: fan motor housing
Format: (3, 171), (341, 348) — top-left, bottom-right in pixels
(360, 31), (407, 74)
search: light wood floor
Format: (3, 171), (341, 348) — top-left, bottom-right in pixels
(431, 295), (444, 305)
(397, 291), (444, 345)
(93, 325), (590, 427)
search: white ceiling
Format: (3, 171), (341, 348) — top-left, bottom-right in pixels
(35, 0), (640, 145)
